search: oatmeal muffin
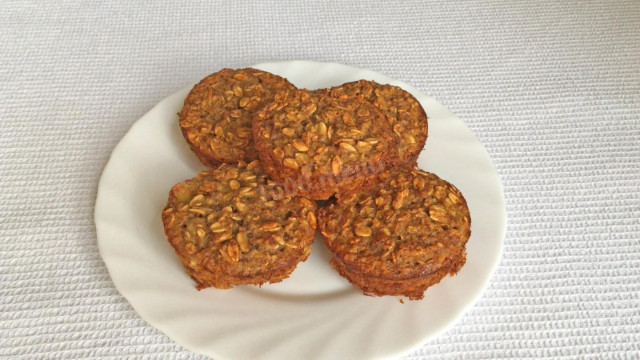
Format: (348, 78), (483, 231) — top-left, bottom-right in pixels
(253, 90), (397, 200)
(324, 80), (428, 167)
(179, 68), (296, 167)
(162, 160), (317, 289)
(318, 167), (471, 300)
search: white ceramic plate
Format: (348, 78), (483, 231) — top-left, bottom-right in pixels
(95, 61), (505, 360)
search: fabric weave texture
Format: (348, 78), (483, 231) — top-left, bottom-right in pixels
(1, 1), (638, 359)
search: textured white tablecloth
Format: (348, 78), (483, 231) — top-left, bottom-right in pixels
(1, 1), (638, 359)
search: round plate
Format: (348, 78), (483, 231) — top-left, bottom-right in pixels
(95, 61), (505, 360)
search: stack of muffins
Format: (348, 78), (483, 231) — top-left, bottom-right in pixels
(162, 68), (470, 300)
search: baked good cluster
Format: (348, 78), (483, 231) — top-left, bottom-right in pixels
(162, 67), (471, 300)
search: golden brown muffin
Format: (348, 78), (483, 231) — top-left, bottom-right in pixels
(253, 90), (397, 200)
(162, 160), (317, 289)
(179, 68), (296, 167)
(324, 80), (428, 167)
(318, 167), (470, 300)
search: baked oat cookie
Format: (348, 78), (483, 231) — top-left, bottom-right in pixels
(179, 68), (296, 167)
(318, 167), (470, 300)
(162, 160), (317, 289)
(253, 90), (397, 200)
(325, 80), (428, 167)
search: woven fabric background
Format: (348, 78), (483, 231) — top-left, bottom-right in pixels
(1, 1), (639, 359)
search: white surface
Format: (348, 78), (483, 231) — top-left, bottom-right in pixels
(1, 2), (639, 359)
(94, 61), (505, 360)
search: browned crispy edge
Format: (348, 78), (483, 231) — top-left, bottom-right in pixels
(379, 82), (428, 166)
(179, 130), (223, 168)
(256, 142), (390, 200)
(330, 253), (466, 300)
